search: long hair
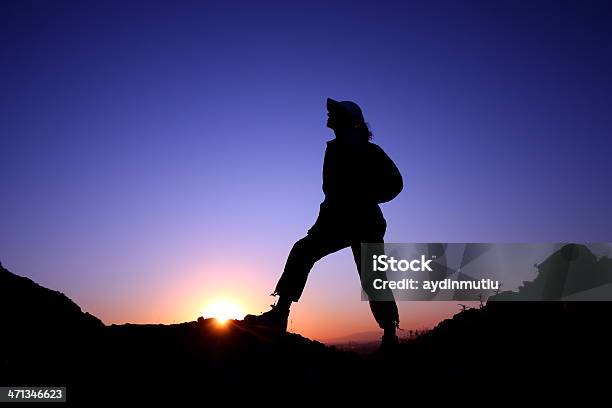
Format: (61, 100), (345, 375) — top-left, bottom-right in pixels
(354, 121), (373, 142)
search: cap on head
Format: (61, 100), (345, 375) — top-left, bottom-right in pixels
(327, 98), (365, 125)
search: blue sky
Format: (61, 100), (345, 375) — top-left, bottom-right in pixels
(1, 0), (611, 339)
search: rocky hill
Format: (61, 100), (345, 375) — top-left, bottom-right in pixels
(2, 244), (611, 400)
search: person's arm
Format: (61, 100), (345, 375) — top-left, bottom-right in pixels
(322, 144), (332, 198)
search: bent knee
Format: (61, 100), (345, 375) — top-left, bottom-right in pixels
(292, 236), (315, 253)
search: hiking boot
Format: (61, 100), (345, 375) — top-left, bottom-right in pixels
(243, 305), (289, 333)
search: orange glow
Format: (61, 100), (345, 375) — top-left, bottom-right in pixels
(92, 259), (463, 342)
(202, 300), (245, 324)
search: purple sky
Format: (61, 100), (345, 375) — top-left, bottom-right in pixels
(1, 0), (611, 339)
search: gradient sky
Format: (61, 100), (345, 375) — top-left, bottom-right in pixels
(2, 0), (612, 340)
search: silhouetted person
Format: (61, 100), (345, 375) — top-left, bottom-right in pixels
(244, 98), (403, 348)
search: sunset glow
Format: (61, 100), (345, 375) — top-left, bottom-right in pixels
(202, 300), (245, 325)
(3, 0), (611, 344)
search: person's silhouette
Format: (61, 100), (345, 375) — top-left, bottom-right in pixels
(244, 98), (403, 348)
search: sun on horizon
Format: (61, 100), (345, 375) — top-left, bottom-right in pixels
(202, 300), (246, 325)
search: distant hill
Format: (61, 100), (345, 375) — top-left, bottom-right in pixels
(322, 330), (384, 345)
(2, 244), (611, 400)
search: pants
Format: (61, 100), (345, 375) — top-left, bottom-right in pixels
(274, 205), (400, 329)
